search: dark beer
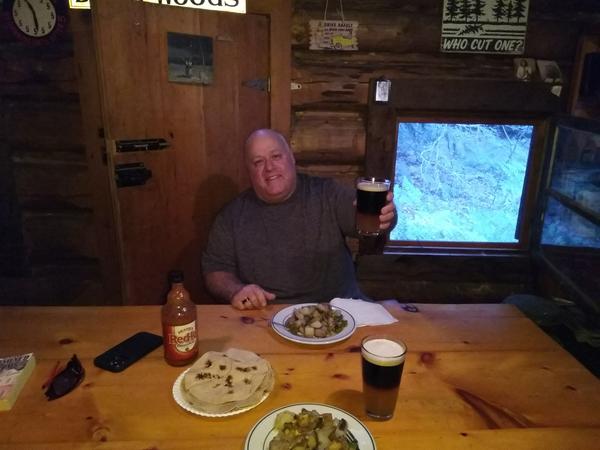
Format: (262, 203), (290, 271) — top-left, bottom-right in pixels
(356, 178), (390, 236)
(361, 336), (406, 420)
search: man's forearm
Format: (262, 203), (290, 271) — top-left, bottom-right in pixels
(204, 271), (245, 303)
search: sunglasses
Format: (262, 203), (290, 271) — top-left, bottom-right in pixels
(43, 354), (85, 400)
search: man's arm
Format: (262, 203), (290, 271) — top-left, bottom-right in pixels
(204, 271), (276, 310)
(204, 271), (245, 304)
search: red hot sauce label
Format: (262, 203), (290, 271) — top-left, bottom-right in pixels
(163, 321), (197, 362)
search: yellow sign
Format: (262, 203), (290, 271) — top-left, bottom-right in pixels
(69, 0), (90, 8)
(309, 20), (358, 51)
(143, 0), (246, 14)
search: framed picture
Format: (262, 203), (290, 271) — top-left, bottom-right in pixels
(167, 32), (213, 85)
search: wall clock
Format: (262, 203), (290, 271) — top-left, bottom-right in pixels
(4, 0), (67, 43)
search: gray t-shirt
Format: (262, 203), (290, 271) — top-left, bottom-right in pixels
(202, 174), (364, 303)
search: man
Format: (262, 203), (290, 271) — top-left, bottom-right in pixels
(202, 129), (396, 310)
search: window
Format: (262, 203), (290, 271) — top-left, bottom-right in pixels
(365, 78), (557, 252)
(391, 119), (536, 246)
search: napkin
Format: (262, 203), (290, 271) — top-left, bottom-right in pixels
(330, 298), (398, 327)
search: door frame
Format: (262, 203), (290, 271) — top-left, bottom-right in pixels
(71, 1), (291, 304)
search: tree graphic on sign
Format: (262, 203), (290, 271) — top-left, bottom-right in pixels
(445, 0), (459, 21)
(512, 0), (527, 23)
(446, 0), (528, 23)
(459, 0), (472, 21)
(492, 0), (506, 21)
(471, 0), (486, 21)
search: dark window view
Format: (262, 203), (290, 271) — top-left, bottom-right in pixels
(542, 124), (600, 249)
(542, 198), (600, 249)
(391, 121), (534, 243)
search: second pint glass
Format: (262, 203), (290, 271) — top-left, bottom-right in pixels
(361, 335), (406, 420)
(355, 177), (390, 236)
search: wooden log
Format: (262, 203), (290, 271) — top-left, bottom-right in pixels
(5, 106), (83, 149)
(357, 253), (533, 302)
(292, 51), (573, 106)
(0, 260), (104, 306)
(21, 209), (98, 261)
(294, 0), (600, 22)
(12, 159), (93, 210)
(291, 109), (365, 157)
(297, 164), (361, 187)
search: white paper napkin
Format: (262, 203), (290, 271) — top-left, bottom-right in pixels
(330, 298), (398, 327)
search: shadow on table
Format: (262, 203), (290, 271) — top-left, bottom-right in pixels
(326, 389), (364, 417)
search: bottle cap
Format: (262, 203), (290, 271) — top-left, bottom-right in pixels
(168, 270), (184, 284)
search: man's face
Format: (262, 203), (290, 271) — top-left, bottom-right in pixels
(245, 131), (297, 204)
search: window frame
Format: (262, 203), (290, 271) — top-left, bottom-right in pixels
(365, 78), (557, 254)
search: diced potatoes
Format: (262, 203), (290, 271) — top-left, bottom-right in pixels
(269, 409), (355, 450)
(284, 304), (348, 339)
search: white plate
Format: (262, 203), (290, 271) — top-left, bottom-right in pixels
(271, 303), (356, 345)
(244, 403), (376, 450)
(172, 368), (270, 418)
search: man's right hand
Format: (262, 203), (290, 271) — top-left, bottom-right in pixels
(231, 284), (276, 310)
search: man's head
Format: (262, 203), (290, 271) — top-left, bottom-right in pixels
(244, 129), (297, 204)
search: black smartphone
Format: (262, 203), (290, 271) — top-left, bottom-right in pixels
(94, 331), (163, 373)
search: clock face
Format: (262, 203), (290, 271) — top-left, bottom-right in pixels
(12, 0), (57, 38)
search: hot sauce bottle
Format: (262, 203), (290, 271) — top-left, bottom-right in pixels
(162, 270), (198, 366)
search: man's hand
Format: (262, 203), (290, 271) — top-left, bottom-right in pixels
(379, 191), (396, 231)
(231, 284), (276, 310)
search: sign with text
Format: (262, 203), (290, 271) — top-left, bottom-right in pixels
(309, 20), (358, 51)
(143, 0), (246, 14)
(69, 0), (90, 8)
(441, 0), (529, 54)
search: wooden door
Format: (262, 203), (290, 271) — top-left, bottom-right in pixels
(92, 0), (270, 304)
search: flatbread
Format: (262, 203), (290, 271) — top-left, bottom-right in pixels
(182, 348), (274, 414)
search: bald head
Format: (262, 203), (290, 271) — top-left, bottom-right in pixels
(244, 128), (297, 203)
(244, 129), (291, 159)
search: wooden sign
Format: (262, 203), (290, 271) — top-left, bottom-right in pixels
(309, 20), (358, 51)
(143, 0), (246, 14)
(441, 0), (529, 54)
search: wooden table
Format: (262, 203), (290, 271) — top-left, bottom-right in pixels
(1, 303), (599, 449)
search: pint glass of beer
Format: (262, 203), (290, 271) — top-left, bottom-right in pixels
(355, 177), (390, 236)
(361, 335), (406, 420)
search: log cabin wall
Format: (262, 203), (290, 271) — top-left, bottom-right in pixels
(290, 0), (600, 302)
(1, 1), (599, 305)
(0, 10), (104, 305)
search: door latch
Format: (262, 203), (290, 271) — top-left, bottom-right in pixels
(115, 163), (152, 188)
(116, 138), (169, 153)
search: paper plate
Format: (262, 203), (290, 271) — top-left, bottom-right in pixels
(172, 368), (270, 418)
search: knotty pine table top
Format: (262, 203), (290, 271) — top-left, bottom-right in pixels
(1, 302), (599, 449)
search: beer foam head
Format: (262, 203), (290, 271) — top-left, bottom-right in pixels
(357, 181), (389, 192)
(362, 338), (406, 366)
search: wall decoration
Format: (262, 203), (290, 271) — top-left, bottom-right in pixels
(536, 60), (562, 84)
(309, 0), (357, 51)
(68, 0), (90, 9)
(144, 0), (245, 14)
(441, 0), (530, 54)
(167, 32), (213, 85)
(513, 57), (536, 81)
(309, 19), (358, 51)
(2, 0), (68, 44)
